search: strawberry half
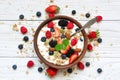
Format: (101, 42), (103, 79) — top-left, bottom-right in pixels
(61, 49), (68, 54)
(45, 5), (60, 14)
(46, 67), (58, 77)
(77, 62), (84, 70)
(69, 52), (78, 64)
(54, 27), (60, 38)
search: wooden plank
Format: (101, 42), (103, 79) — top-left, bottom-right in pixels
(0, 0), (120, 20)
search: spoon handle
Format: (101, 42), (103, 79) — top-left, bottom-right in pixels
(70, 17), (97, 37)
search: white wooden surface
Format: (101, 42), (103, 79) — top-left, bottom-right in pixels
(0, 0), (120, 80)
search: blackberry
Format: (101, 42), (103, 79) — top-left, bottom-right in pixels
(58, 19), (68, 26)
(66, 48), (74, 57)
(49, 39), (57, 47)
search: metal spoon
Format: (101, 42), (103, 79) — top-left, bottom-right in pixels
(70, 17), (97, 37)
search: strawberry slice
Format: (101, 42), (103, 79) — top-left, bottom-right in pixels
(69, 52), (78, 64)
(66, 45), (70, 50)
(61, 49), (68, 54)
(46, 67), (58, 77)
(54, 27), (60, 38)
(57, 38), (62, 44)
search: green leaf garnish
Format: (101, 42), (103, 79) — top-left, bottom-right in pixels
(62, 39), (69, 46)
(55, 44), (63, 51)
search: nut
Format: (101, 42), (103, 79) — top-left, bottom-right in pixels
(49, 48), (55, 51)
(74, 48), (81, 52)
(65, 32), (71, 40)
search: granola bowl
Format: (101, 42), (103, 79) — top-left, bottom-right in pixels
(34, 15), (88, 69)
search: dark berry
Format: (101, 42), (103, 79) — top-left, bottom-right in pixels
(97, 38), (102, 43)
(61, 54), (67, 59)
(50, 28), (55, 32)
(41, 37), (46, 42)
(36, 11), (41, 17)
(49, 51), (54, 55)
(61, 26), (65, 29)
(19, 14), (24, 19)
(85, 62), (90, 67)
(66, 48), (74, 57)
(23, 36), (29, 42)
(38, 67), (43, 72)
(18, 44), (23, 49)
(61, 34), (66, 38)
(97, 68), (102, 73)
(49, 40), (57, 47)
(85, 13), (90, 18)
(72, 10), (76, 15)
(75, 28), (80, 32)
(58, 19), (68, 26)
(12, 64), (17, 70)
(80, 37), (83, 42)
(67, 68), (73, 73)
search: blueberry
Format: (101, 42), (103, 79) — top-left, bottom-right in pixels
(36, 11), (41, 17)
(61, 34), (66, 38)
(49, 51), (54, 55)
(75, 28), (80, 32)
(12, 64), (17, 70)
(38, 67), (43, 72)
(23, 36), (29, 42)
(85, 13), (90, 18)
(41, 37), (46, 42)
(85, 62), (90, 67)
(66, 48), (74, 57)
(50, 28), (55, 32)
(67, 68), (73, 73)
(97, 68), (102, 73)
(97, 38), (102, 43)
(61, 26), (65, 29)
(49, 40), (57, 47)
(58, 19), (68, 26)
(19, 14), (24, 19)
(72, 10), (76, 15)
(80, 37), (83, 42)
(18, 44), (23, 49)
(61, 54), (67, 59)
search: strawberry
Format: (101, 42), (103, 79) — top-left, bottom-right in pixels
(54, 27), (60, 38)
(47, 22), (54, 28)
(20, 26), (28, 34)
(45, 5), (60, 14)
(49, 13), (55, 18)
(45, 30), (52, 39)
(61, 49), (68, 54)
(71, 38), (78, 46)
(96, 16), (103, 23)
(67, 22), (74, 29)
(87, 44), (93, 51)
(77, 62), (84, 70)
(69, 52), (78, 64)
(27, 60), (34, 68)
(57, 38), (62, 44)
(88, 31), (97, 39)
(66, 45), (70, 50)
(46, 67), (58, 77)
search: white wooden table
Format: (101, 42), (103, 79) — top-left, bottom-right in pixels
(0, 0), (120, 80)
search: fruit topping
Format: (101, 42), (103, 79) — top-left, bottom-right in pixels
(58, 19), (68, 26)
(67, 22), (74, 29)
(71, 38), (78, 46)
(46, 67), (58, 77)
(69, 52), (78, 64)
(45, 30), (52, 39)
(77, 62), (84, 70)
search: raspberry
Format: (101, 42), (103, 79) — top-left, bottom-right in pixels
(27, 60), (34, 68)
(71, 38), (78, 46)
(88, 31), (97, 39)
(20, 26), (28, 34)
(46, 67), (58, 77)
(67, 22), (74, 29)
(87, 44), (93, 51)
(96, 16), (103, 23)
(47, 22), (54, 28)
(45, 30), (52, 39)
(77, 62), (84, 70)
(49, 13), (55, 18)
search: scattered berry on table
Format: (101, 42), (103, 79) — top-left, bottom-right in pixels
(36, 11), (41, 17)
(87, 44), (93, 51)
(97, 68), (102, 73)
(27, 60), (34, 68)
(47, 22), (54, 28)
(61, 34), (66, 38)
(77, 62), (84, 70)
(50, 28), (55, 32)
(75, 28), (80, 32)
(58, 19), (68, 27)
(46, 67), (58, 77)
(45, 30), (52, 39)
(38, 67), (43, 72)
(67, 22), (74, 29)
(49, 13), (55, 18)
(19, 14), (24, 19)
(49, 51), (54, 55)
(88, 31), (97, 39)
(85, 13), (90, 18)
(72, 10), (76, 15)
(85, 62), (90, 67)
(71, 38), (78, 46)
(18, 44), (23, 50)
(41, 37), (46, 42)
(49, 39), (57, 47)
(67, 68), (73, 73)
(20, 26), (28, 34)
(61, 54), (67, 59)
(23, 36), (29, 42)
(12, 64), (17, 70)
(97, 38), (102, 43)
(80, 37), (83, 41)
(96, 16), (103, 23)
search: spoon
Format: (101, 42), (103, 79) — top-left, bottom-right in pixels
(70, 17), (97, 37)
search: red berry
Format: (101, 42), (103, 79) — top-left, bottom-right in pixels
(46, 30), (52, 39)
(27, 60), (34, 68)
(46, 67), (58, 77)
(77, 62), (84, 70)
(96, 16), (103, 23)
(20, 26), (28, 34)
(67, 22), (74, 29)
(71, 38), (78, 46)
(87, 44), (93, 51)
(47, 22), (54, 28)
(49, 13), (55, 18)
(88, 31), (97, 39)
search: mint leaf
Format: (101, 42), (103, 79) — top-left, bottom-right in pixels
(55, 44), (63, 51)
(62, 39), (69, 46)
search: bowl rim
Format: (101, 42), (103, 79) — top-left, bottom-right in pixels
(34, 15), (88, 69)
